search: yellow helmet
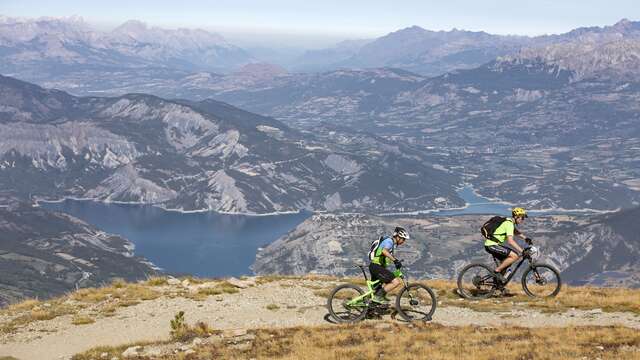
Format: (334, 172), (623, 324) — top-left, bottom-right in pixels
(512, 207), (528, 218)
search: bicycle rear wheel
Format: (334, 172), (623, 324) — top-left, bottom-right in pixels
(395, 284), (437, 322)
(521, 264), (561, 298)
(327, 284), (368, 323)
(457, 263), (497, 300)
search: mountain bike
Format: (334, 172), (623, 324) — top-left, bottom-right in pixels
(457, 238), (561, 299)
(327, 262), (437, 323)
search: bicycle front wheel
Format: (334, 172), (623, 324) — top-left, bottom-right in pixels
(327, 284), (368, 323)
(521, 264), (561, 298)
(395, 284), (437, 322)
(457, 263), (497, 300)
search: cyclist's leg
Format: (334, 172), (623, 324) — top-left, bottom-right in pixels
(369, 263), (395, 301)
(487, 245), (517, 273)
(384, 277), (402, 293)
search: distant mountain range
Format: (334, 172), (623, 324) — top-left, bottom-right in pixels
(3, 15), (639, 91)
(0, 195), (157, 306)
(0, 74), (463, 214)
(253, 208), (640, 287)
(0, 15), (253, 76)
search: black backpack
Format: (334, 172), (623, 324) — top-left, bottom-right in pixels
(480, 216), (507, 241)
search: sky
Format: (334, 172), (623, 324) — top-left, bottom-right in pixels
(2, 0), (639, 47)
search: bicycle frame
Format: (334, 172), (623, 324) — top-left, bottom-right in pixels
(346, 265), (405, 307)
(498, 256), (530, 286)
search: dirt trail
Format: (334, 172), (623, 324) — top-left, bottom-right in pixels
(1, 279), (639, 360)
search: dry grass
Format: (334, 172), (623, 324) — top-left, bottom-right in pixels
(0, 278), (162, 334)
(71, 341), (158, 360)
(71, 315), (95, 325)
(421, 279), (640, 314)
(144, 276), (169, 286)
(0, 301), (78, 334)
(73, 322), (640, 360)
(266, 304), (280, 311)
(71, 280), (161, 304)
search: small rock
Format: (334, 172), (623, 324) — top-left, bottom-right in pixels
(140, 346), (164, 357)
(595, 346), (605, 350)
(100, 353), (109, 359)
(181, 279), (191, 287)
(235, 334), (256, 343)
(111, 357), (119, 360)
(43, 303), (52, 308)
(179, 345), (191, 352)
(192, 338), (203, 346)
(223, 329), (248, 337)
(227, 277), (255, 289)
(121, 345), (141, 358)
(167, 277), (181, 286)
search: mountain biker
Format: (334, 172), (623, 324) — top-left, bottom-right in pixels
(485, 207), (531, 284)
(369, 226), (409, 303)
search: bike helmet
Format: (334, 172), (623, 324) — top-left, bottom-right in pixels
(393, 226), (410, 240)
(512, 207), (528, 218)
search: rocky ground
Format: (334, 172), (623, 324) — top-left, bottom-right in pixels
(0, 276), (639, 360)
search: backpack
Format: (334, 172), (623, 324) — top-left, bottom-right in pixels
(480, 216), (507, 241)
(368, 236), (386, 261)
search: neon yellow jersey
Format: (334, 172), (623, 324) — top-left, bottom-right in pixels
(484, 218), (514, 247)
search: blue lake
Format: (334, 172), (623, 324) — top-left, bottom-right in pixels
(38, 187), (551, 277)
(41, 200), (310, 277)
(430, 187), (512, 215)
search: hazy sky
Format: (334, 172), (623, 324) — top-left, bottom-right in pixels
(2, 0), (639, 47)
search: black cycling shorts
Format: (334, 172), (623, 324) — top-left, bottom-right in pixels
(485, 244), (513, 261)
(369, 263), (395, 284)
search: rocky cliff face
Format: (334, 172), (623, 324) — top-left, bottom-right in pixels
(253, 210), (640, 287)
(0, 75), (463, 214)
(0, 199), (158, 306)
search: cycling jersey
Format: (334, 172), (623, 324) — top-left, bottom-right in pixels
(484, 218), (515, 247)
(370, 236), (394, 267)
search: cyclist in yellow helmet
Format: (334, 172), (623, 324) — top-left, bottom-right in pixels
(485, 207), (531, 283)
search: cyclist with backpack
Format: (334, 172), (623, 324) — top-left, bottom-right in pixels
(368, 226), (409, 303)
(482, 207), (532, 284)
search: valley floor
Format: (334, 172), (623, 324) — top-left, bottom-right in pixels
(0, 277), (639, 360)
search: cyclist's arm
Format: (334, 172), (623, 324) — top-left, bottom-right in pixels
(506, 235), (524, 254)
(381, 248), (397, 262)
(514, 228), (527, 240)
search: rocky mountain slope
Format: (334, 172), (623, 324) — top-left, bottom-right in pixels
(205, 26), (640, 211)
(0, 75), (463, 213)
(253, 208), (640, 287)
(0, 198), (157, 306)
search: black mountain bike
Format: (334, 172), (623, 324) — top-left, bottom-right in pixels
(327, 263), (437, 323)
(457, 239), (561, 299)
